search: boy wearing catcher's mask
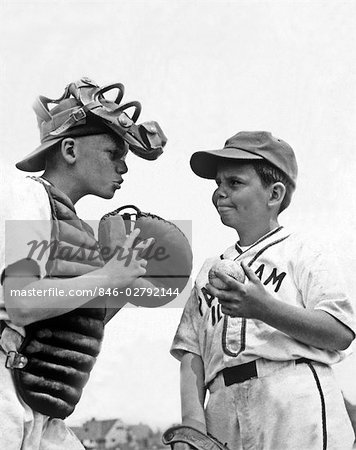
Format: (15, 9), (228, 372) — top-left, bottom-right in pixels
(170, 131), (355, 450)
(0, 77), (165, 449)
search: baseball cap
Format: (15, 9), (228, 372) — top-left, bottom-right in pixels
(16, 77), (167, 172)
(16, 98), (118, 172)
(190, 131), (298, 187)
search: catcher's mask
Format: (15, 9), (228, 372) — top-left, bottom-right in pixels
(16, 77), (167, 172)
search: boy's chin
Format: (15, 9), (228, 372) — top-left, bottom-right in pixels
(220, 216), (239, 230)
(97, 190), (116, 200)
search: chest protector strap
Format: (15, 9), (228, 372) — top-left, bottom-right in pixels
(12, 179), (107, 419)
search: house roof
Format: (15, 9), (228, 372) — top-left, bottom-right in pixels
(130, 423), (152, 439)
(79, 418), (120, 440)
(70, 426), (87, 441)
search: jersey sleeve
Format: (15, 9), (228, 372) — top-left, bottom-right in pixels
(170, 285), (203, 361)
(297, 248), (356, 336)
(2, 178), (52, 277)
(0, 177), (52, 323)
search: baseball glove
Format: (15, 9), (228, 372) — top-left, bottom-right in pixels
(98, 205), (192, 308)
(162, 425), (230, 450)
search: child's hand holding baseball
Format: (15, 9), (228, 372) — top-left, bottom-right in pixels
(206, 261), (274, 319)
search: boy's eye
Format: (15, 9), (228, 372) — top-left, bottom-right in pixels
(107, 150), (118, 159)
(230, 179), (241, 186)
(107, 148), (127, 160)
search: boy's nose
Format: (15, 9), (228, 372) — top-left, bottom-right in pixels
(216, 185), (228, 198)
(117, 160), (128, 174)
(212, 186), (227, 207)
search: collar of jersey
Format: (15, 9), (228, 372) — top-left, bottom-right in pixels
(222, 226), (289, 260)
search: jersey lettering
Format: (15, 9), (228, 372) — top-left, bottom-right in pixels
(198, 296), (203, 317)
(201, 286), (215, 307)
(255, 263), (265, 280)
(263, 267), (286, 292)
(211, 304), (223, 326)
(255, 264), (286, 292)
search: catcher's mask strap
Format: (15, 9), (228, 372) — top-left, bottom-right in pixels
(49, 107), (87, 136)
(34, 77), (167, 160)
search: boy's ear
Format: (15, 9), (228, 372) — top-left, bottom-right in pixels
(60, 138), (77, 165)
(268, 182), (286, 208)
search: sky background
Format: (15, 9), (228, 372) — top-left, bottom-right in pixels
(1, 0), (356, 430)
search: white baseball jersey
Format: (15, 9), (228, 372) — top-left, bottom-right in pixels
(0, 176), (83, 449)
(171, 226), (356, 385)
(0, 176), (51, 335)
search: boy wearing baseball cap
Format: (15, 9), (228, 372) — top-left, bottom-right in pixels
(170, 131), (355, 449)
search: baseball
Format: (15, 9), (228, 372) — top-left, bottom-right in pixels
(208, 259), (245, 289)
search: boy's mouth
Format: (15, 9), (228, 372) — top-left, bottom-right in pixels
(217, 205), (235, 213)
(217, 206), (236, 216)
(112, 180), (123, 190)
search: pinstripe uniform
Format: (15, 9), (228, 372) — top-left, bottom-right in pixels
(171, 227), (355, 450)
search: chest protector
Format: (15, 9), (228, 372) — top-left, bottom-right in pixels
(12, 178), (107, 419)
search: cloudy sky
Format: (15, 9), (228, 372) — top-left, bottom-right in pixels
(1, 0), (356, 430)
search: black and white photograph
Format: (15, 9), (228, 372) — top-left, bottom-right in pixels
(1, 1), (356, 449)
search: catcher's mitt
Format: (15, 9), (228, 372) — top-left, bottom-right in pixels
(162, 426), (230, 450)
(98, 205), (192, 307)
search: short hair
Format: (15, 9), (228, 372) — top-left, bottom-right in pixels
(44, 140), (63, 169)
(44, 133), (127, 169)
(251, 160), (295, 213)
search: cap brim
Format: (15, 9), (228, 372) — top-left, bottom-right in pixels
(190, 147), (263, 179)
(15, 138), (63, 172)
(15, 122), (115, 172)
